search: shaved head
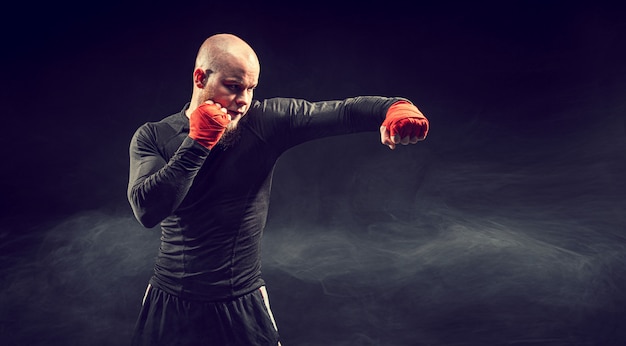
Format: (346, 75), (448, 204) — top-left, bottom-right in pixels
(194, 33), (259, 76)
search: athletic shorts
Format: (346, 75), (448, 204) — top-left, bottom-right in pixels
(131, 284), (280, 346)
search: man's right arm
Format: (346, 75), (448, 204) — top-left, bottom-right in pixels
(128, 102), (229, 228)
(127, 126), (209, 228)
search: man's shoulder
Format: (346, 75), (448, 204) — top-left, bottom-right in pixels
(132, 108), (188, 149)
(138, 109), (186, 134)
(247, 97), (304, 118)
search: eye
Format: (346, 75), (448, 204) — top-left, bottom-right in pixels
(224, 83), (241, 92)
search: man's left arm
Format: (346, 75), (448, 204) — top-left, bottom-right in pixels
(254, 96), (429, 150)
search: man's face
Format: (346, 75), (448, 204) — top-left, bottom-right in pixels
(202, 56), (259, 132)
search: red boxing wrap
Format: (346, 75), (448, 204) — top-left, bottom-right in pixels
(189, 103), (231, 149)
(382, 101), (429, 141)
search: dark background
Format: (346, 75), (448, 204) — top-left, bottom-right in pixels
(1, 1), (626, 345)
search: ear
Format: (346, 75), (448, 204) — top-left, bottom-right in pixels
(193, 68), (208, 88)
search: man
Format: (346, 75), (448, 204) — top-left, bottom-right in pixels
(128, 33), (429, 345)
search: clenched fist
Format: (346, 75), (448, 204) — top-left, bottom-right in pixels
(380, 101), (429, 149)
(189, 100), (232, 149)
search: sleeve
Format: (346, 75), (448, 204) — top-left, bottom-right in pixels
(256, 96), (408, 150)
(127, 125), (210, 228)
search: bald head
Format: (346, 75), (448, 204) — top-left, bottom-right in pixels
(194, 33), (259, 76)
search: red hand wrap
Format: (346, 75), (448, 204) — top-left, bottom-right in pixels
(382, 101), (429, 140)
(189, 103), (231, 149)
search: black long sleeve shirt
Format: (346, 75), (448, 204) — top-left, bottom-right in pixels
(128, 96), (404, 301)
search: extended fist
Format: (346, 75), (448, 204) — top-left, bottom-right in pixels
(189, 100), (232, 149)
(380, 101), (429, 149)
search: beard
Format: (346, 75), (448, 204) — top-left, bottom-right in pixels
(215, 122), (242, 150)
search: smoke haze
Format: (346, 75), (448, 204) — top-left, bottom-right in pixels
(261, 111), (626, 345)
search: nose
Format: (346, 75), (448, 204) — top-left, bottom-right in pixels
(235, 89), (252, 108)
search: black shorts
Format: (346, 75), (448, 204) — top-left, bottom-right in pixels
(131, 285), (280, 346)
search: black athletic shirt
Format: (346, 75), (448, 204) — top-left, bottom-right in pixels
(128, 96), (404, 301)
